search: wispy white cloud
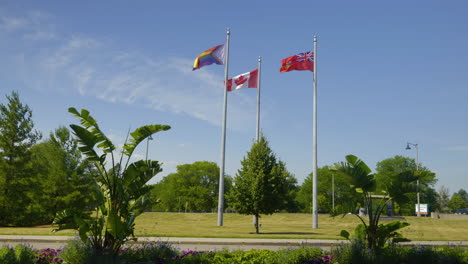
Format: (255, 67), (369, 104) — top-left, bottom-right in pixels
(1, 10), (257, 130)
(444, 146), (468, 152)
(0, 16), (27, 31)
(0, 10), (56, 40)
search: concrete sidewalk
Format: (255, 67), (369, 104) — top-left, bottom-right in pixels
(1, 235), (467, 247)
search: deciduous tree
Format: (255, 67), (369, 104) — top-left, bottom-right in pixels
(296, 166), (359, 214)
(375, 155), (438, 215)
(436, 186), (451, 213)
(150, 161), (231, 212)
(449, 193), (467, 211)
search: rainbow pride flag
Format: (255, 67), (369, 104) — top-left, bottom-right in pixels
(192, 44), (225, 71)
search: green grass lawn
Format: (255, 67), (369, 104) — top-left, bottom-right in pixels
(0, 213), (467, 241)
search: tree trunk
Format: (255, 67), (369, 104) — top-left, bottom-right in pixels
(255, 214), (259, 234)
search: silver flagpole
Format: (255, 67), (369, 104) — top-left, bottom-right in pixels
(218, 28), (230, 226)
(312, 35), (318, 229)
(253, 56), (262, 227)
(256, 56), (261, 141)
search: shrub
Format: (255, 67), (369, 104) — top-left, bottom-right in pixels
(332, 243), (468, 264)
(119, 241), (179, 263)
(14, 244), (35, 264)
(275, 246), (324, 264)
(332, 240), (375, 264)
(435, 245), (467, 264)
(405, 245), (442, 264)
(177, 247), (326, 264)
(0, 246), (16, 264)
(210, 249), (274, 264)
(176, 250), (216, 264)
(59, 237), (93, 264)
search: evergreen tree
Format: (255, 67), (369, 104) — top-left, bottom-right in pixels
(0, 91), (41, 226)
(29, 126), (94, 223)
(229, 135), (295, 234)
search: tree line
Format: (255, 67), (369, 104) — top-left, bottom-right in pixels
(0, 92), (95, 226)
(1, 91), (467, 227)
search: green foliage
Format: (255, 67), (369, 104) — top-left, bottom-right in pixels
(332, 242), (468, 264)
(375, 155), (438, 216)
(0, 247), (16, 264)
(59, 237), (94, 264)
(449, 193), (468, 211)
(151, 161), (231, 212)
(274, 246), (325, 264)
(176, 250), (216, 264)
(342, 220), (410, 249)
(437, 186), (451, 213)
(213, 249), (273, 264)
(119, 242), (179, 263)
(296, 166), (359, 214)
(13, 244), (35, 264)
(53, 107), (170, 256)
(455, 189), (468, 204)
(229, 135), (297, 233)
(182, 247), (325, 264)
(332, 240), (376, 264)
(0, 91), (42, 226)
(332, 155), (410, 251)
(29, 127), (95, 224)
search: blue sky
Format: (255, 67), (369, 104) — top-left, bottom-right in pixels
(1, 1), (467, 195)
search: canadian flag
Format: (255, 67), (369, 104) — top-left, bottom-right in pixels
(227, 69), (258, 92)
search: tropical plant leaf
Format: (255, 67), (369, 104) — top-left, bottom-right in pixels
(122, 160), (162, 198)
(107, 210), (126, 241)
(69, 124), (102, 162)
(64, 108), (168, 255)
(52, 209), (80, 232)
(339, 230), (350, 240)
(69, 107), (116, 154)
(122, 125), (170, 157)
(346, 154), (372, 174)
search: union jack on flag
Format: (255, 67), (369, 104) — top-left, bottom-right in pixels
(295, 51), (314, 62)
(280, 51), (314, 72)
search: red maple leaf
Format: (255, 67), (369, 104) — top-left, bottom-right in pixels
(234, 75), (248, 86)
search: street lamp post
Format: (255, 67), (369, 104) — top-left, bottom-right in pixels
(146, 135), (153, 160)
(406, 142), (420, 217)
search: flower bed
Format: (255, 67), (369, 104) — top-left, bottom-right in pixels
(1, 240), (467, 264)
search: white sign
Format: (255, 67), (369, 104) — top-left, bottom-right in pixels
(415, 204), (428, 215)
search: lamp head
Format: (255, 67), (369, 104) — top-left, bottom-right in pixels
(405, 143), (411, 150)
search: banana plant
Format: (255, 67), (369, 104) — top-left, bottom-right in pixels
(53, 108), (170, 256)
(332, 155), (410, 251)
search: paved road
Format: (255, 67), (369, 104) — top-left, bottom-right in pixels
(1, 235), (467, 251)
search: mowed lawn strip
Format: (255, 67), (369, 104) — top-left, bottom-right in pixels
(0, 213), (467, 241)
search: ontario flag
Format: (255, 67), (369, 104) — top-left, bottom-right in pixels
(226, 69), (258, 91)
(279, 51), (314, 72)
